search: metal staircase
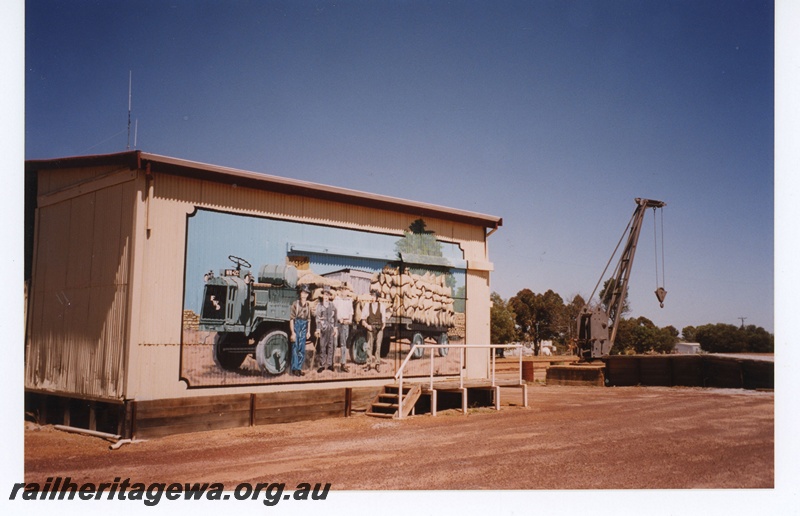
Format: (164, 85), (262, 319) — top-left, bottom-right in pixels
(366, 384), (422, 419)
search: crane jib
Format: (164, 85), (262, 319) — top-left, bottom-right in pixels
(577, 198), (667, 360)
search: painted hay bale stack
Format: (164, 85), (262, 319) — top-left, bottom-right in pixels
(449, 312), (466, 339)
(295, 269), (358, 316)
(370, 267), (455, 327)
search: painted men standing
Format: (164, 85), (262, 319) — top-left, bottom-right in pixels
(361, 286), (386, 372)
(289, 285), (312, 376)
(332, 284), (354, 373)
(315, 285), (338, 373)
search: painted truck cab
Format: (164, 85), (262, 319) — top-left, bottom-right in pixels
(199, 256), (298, 375)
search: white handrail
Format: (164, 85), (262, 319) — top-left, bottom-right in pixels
(394, 343), (523, 418)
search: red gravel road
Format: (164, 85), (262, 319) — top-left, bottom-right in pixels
(23, 385), (774, 491)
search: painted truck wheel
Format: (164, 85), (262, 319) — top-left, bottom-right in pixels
(255, 330), (289, 375)
(351, 332), (368, 364)
(212, 332), (248, 371)
(438, 332), (449, 357)
(411, 332), (425, 359)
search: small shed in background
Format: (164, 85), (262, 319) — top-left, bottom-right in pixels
(674, 342), (702, 355)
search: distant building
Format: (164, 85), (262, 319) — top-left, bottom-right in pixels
(674, 342), (702, 355)
(540, 340), (555, 356)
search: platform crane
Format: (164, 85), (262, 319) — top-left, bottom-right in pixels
(576, 198), (667, 360)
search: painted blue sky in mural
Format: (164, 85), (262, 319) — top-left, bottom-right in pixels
(184, 209), (466, 312)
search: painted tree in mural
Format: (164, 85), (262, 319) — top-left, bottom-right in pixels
(395, 218), (457, 296)
(395, 219), (448, 264)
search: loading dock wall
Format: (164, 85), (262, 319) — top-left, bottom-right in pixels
(602, 355), (773, 389)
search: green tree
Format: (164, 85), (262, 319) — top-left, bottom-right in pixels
(743, 325), (774, 353)
(509, 288), (536, 341)
(509, 289), (565, 356)
(664, 325), (679, 339)
(630, 317), (658, 354)
(612, 317), (677, 355)
(611, 317), (637, 355)
(681, 325), (697, 342)
(561, 294), (586, 351)
(689, 323), (773, 353)
(695, 323), (747, 353)
(653, 325), (679, 354)
(490, 292), (518, 356)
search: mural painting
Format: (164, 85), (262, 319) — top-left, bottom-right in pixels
(180, 209), (467, 387)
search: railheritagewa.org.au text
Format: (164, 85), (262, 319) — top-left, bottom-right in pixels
(9, 477), (331, 506)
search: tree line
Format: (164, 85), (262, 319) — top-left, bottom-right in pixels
(490, 288), (774, 355)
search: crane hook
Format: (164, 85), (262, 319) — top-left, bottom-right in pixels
(655, 287), (667, 308)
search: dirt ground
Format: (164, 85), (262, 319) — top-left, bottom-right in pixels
(24, 385), (774, 490)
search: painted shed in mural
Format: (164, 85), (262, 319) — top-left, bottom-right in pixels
(24, 151), (503, 437)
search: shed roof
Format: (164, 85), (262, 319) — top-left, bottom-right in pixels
(26, 151), (503, 230)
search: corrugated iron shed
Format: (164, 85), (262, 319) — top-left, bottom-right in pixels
(24, 150), (502, 436)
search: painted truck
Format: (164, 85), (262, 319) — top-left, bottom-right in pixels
(198, 257), (454, 376)
(199, 256), (298, 375)
(347, 266), (454, 362)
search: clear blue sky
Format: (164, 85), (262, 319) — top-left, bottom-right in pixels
(24, 0), (775, 334)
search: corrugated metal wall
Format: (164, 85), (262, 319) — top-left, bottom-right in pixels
(36, 165), (121, 194)
(157, 173), (487, 247)
(27, 163), (494, 401)
(25, 168), (136, 400)
(125, 172), (493, 399)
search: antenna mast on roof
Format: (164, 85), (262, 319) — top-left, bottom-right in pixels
(127, 71), (132, 150)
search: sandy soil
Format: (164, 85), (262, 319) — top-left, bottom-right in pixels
(24, 385), (773, 490)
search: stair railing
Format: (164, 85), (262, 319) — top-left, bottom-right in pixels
(394, 343), (523, 418)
